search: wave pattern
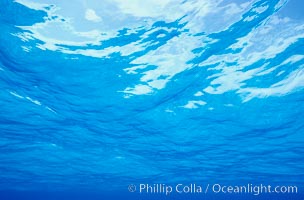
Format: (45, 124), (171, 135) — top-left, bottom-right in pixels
(0, 0), (304, 192)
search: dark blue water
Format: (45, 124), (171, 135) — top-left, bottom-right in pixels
(0, 0), (304, 199)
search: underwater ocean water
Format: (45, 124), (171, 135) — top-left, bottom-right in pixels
(0, 0), (304, 199)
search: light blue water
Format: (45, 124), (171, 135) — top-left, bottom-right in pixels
(0, 0), (304, 199)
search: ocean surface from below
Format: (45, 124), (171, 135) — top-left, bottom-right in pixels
(0, 0), (304, 199)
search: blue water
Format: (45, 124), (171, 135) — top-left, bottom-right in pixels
(0, 0), (304, 199)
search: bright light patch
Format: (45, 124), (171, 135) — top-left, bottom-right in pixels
(183, 100), (207, 109)
(85, 9), (102, 22)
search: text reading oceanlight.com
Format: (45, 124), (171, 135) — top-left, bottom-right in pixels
(128, 183), (298, 196)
